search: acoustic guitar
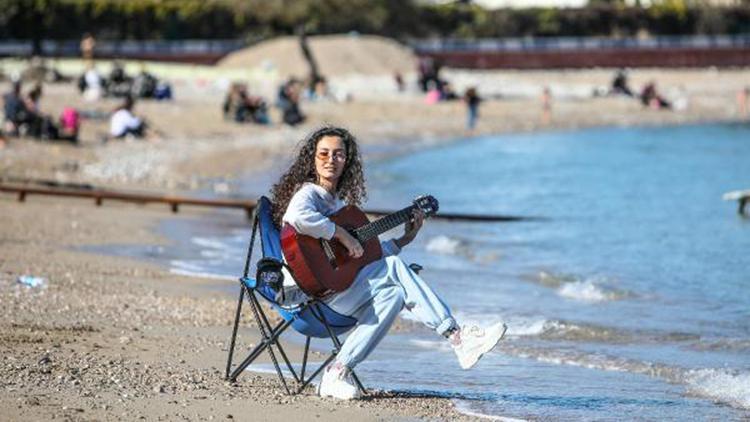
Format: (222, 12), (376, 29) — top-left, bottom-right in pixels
(280, 195), (439, 298)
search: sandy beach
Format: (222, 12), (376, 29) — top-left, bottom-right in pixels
(0, 197), (478, 421)
(1, 55), (749, 420)
(2, 64), (749, 192)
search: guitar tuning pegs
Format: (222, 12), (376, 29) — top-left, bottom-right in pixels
(413, 194), (439, 216)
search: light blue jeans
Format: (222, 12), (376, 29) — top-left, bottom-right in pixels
(324, 255), (457, 369)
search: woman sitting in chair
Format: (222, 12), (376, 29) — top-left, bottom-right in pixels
(271, 126), (507, 400)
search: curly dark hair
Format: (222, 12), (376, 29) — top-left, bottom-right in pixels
(270, 126), (366, 227)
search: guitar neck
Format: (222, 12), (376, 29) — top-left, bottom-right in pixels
(354, 205), (416, 242)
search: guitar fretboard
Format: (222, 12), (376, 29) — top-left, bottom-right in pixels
(354, 205), (416, 242)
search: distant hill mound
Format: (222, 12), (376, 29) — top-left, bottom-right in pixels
(217, 34), (416, 77)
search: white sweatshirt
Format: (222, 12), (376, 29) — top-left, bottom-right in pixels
(279, 182), (401, 292)
(282, 182), (343, 240)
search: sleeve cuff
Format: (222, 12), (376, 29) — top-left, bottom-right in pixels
(324, 221), (337, 240)
(383, 239), (401, 256)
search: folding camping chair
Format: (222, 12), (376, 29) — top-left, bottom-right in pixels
(224, 196), (366, 395)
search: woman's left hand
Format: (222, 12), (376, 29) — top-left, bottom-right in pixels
(396, 208), (425, 248)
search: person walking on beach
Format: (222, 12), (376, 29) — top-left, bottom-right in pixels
(737, 87), (750, 120)
(541, 86), (552, 126)
(271, 126), (507, 400)
(464, 87), (481, 131)
(80, 32), (96, 63)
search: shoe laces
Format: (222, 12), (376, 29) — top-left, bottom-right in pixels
(463, 325), (484, 337)
(328, 362), (351, 381)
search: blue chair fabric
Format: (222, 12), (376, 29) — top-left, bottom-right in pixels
(253, 196), (357, 337)
(225, 196), (365, 395)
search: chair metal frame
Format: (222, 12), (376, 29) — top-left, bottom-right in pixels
(224, 197), (366, 395)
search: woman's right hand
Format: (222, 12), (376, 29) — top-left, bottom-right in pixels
(334, 225), (364, 258)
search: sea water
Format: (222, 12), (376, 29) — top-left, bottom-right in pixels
(131, 123), (749, 420)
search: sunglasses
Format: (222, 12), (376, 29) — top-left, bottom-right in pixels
(315, 150), (347, 161)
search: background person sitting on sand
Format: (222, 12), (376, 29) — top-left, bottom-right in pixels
(276, 78), (305, 126)
(3, 81), (31, 136)
(23, 84), (43, 115)
(23, 84), (58, 139)
(223, 83), (270, 124)
(108, 62), (132, 98)
(610, 69), (634, 97)
(110, 96), (146, 139)
(640, 81), (672, 110)
(79, 63), (105, 101)
(58, 107), (80, 143)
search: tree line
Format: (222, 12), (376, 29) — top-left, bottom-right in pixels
(1, 0), (749, 41)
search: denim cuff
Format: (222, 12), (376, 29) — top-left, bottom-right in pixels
(436, 318), (458, 337)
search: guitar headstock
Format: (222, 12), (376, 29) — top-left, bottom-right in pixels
(413, 195), (439, 217)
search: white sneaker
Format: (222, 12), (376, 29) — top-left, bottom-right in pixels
(317, 362), (361, 400)
(452, 322), (507, 370)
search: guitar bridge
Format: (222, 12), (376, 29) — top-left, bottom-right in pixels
(321, 239), (338, 269)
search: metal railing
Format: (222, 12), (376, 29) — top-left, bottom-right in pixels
(0, 181), (539, 223)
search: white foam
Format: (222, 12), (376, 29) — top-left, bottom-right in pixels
(502, 342), (750, 411)
(426, 235), (467, 256)
(506, 318), (557, 337)
(169, 267), (235, 281)
(170, 259), (203, 271)
(557, 280), (613, 303)
(453, 400), (530, 421)
(503, 343), (670, 378)
(199, 249), (232, 259)
(452, 310), (506, 327)
(192, 236), (229, 249)
(430, 311), (558, 339)
(685, 369), (750, 410)
(409, 338), (451, 352)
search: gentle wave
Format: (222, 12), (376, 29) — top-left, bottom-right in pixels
(506, 317), (554, 337)
(262, 336), (750, 412)
(502, 343), (750, 411)
(557, 280), (616, 302)
(504, 343), (680, 380)
(449, 311), (698, 344)
(191, 236), (230, 249)
(405, 334), (750, 411)
(426, 235), (471, 256)
(536, 271), (632, 303)
(424, 235), (501, 264)
(689, 339), (750, 353)
(409, 338), (451, 351)
(685, 369), (750, 410)
(169, 266), (236, 281)
(452, 401), (530, 422)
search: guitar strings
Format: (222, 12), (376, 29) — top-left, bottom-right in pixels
(354, 206), (416, 242)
